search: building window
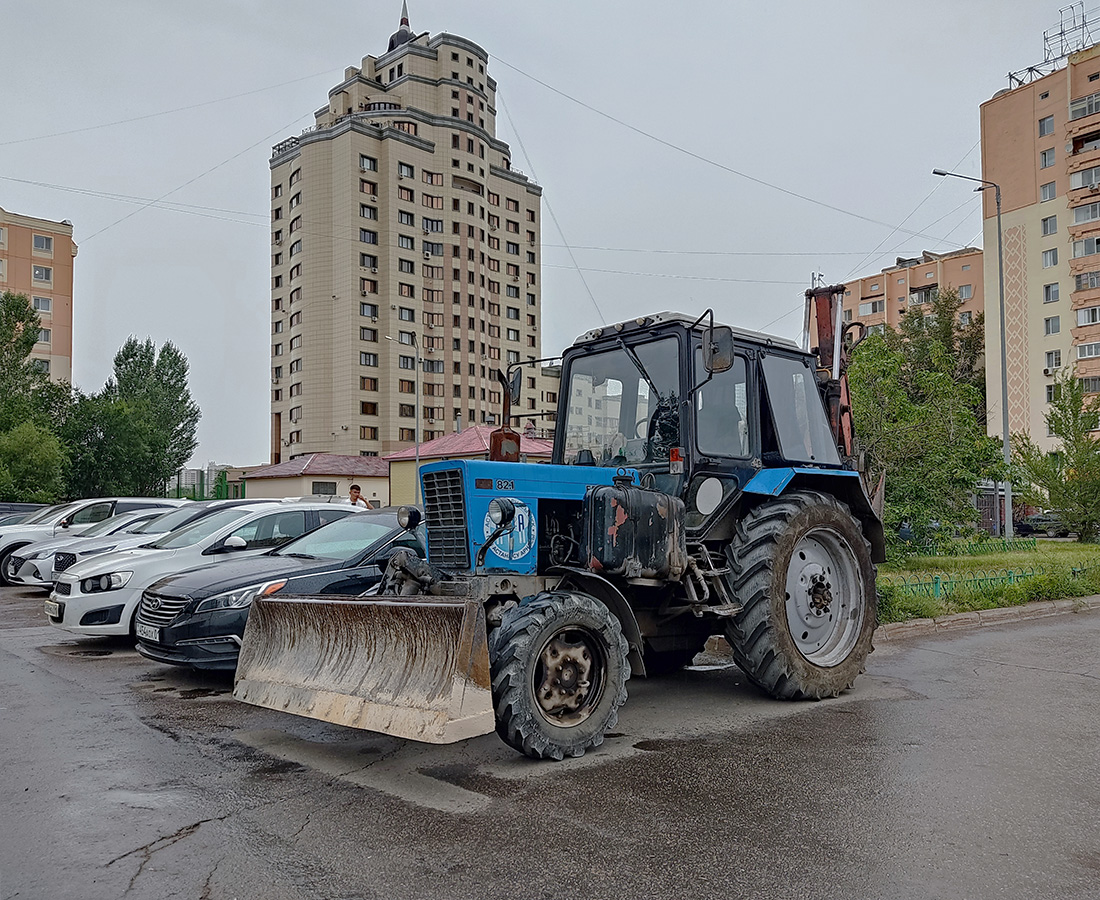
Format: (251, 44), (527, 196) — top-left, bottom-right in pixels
(1039, 115), (1055, 137)
(1078, 306), (1100, 326)
(1073, 238), (1100, 259)
(399, 428), (416, 441)
(399, 258), (415, 274)
(423, 218), (443, 233)
(1045, 283), (1061, 303)
(32, 296), (51, 312)
(360, 204), (377, 220)
(360, 229), (377, 245)
(360, 401), (378, 416)
(399, 355), (415, 370)
(360, 327), (377, 342)
(273, 320), (283, 334)
(32, 265), (52, 282)
(1078, 342), (1100, 359)
(1043, 248), (1059, 267)
(398, 307), (415, 322)
(399, 235), (415, 250)
(289, 359), (302, 374)
(33, 234), (53, 252)
(1046, 384), (1062, 403)
(958, 284), (973, 300)
(1074, 204), (1100, 226)
(1046, 350), (1062, 369)
(360, 426), (378, 440)
(1040, 182), (1056, 202)
(398, 211), (415, 227)
(858, 299), (885, 316)
(360, 352), (378, 366)
(1042, 215), (1058, 236)
(1071, 92), (1100, 120)
(1045, 316), (1061, 335)
(959, 311), (972, 326)
(360, 155), (377, 171)
(31, 358), (49, 374)
(398, 186), (414, 203)
(1040, 148), (1055, 168)
(37, 328), (50, 343)
(272, 343), (283, 357)
(1081, 376), (1100, 393)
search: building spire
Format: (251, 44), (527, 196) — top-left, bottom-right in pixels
(387, 1), (414, 52)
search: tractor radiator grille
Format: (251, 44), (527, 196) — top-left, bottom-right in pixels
(422, 469), (470, 569)
(54, 552), (77, 573)
(138, 591), (190, 628)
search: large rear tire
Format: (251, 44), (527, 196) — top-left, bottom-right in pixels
(489, 591), (630, 760)
(723, 491), (876, 700)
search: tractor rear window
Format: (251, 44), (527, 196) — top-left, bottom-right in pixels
(760, 354), (840, 466)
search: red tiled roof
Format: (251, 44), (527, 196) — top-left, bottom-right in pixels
(383, 425), (554, 461)
(243, 453), (389, 480)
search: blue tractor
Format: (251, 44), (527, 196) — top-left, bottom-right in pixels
(235, 298), (884, 760)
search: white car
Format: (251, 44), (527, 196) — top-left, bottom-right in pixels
(6, 508), (172, 588)
(50, 499), (278, 582)
(0, 498), (182, 586)
(46, 502), (357, 637)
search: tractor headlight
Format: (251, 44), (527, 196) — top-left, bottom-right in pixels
(487, 498), (516, 528)
(195, 580), (287, 613)
(397, 506), (422, 530)
(80, 572), (133, 593)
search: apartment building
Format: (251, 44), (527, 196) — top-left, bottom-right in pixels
(269, 6), (545, 462)
(842, 248), (984, 335)
(980, 40), (1100, 448)
(0, 206), (76, 383)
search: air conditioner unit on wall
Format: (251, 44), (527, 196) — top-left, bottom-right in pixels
(1044, 367), (1055, 376)
(370, 195), (378, 201)
(424, 251), (432, 259)
(371, 267), (378, 274)
(361, 290), (368, 296)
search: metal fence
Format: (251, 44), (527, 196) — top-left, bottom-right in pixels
(880, 563), (1096, 599)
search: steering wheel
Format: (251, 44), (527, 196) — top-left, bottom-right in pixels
(634, 417), (650, 439)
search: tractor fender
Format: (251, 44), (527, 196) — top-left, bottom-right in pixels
(742, 467), (886, 564)
(547, 566), (647, 677)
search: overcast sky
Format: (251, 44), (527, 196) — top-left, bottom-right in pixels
(0, 0), (1061, 465)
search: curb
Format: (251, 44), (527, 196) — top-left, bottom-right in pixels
(703, 595), (1100, 657)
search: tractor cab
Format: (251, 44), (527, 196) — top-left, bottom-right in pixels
(553, 312), (846, 532)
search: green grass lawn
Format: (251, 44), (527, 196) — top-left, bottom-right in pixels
(877, 540), (1100, 623)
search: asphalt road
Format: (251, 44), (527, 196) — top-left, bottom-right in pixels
(1, 584), (1098, 900)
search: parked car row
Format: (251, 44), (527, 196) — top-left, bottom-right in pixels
(1, 496), (424, 674)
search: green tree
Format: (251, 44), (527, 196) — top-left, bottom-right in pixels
(0, 290), (69, 433)
(1012, 369), (1100, 542)
(0, 421), (66, 502)
(102, 337), (200, 494)
(849, 328), (1002, 544)
(62, 392), (157, 497)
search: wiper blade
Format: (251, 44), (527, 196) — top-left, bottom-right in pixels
(281, 552), (317, 560)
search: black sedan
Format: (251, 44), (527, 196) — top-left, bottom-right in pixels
(134, 510), (423, 671)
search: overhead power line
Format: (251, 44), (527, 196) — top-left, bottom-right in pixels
(493, 56), (973, 249)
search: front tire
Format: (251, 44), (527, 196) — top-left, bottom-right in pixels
(489, 591), (630, 760)
(0, 546), (27, 586)
(724, 491), (876, 700)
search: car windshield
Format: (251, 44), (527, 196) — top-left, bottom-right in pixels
(149, 508), (257, 549)
(273, 515), (402, 563)
(79, 514), (142, 538)
(561, 337), (680, 466)
(130, 504), (206, 535)
(23, 502), (78, 526)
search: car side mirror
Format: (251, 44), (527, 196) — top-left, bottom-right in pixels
(704, 326), (735, 373)
(222, 535), (248, 551)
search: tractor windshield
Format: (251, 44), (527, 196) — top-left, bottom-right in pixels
(561, 337), (680, 466)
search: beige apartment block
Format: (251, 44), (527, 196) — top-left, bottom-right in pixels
(269, 7), (546, 463)
(980, 41), (1100, 448)
(0, 206), (76, 383)
(842, 248), (985, 336)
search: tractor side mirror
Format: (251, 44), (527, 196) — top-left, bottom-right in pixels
(508, 367), (523, 406)
(704, 326), (735, 373)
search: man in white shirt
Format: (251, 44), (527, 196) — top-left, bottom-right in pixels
(348, 484), (369, 508)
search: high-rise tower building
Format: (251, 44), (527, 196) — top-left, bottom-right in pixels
(269, 5), (546, 462)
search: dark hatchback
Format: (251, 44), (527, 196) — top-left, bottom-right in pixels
(135, 510), (423, 671)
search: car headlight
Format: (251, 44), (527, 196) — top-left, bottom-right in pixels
(80, 572), (133, 593)
(195, 579), (287, 613)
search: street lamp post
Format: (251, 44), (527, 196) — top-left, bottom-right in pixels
(386, 332), (421, 505)
(932, 168), (1012, 538)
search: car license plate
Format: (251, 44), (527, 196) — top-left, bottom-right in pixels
(135, 622), (160, 643)
(44, 600), (60, 618)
